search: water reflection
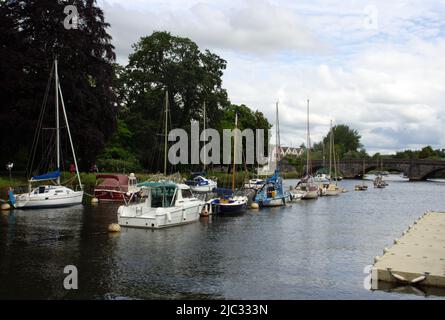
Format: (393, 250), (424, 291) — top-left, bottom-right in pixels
(0, 177), (445, 299)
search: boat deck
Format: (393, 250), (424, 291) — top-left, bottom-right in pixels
(372, 211), (445, 289)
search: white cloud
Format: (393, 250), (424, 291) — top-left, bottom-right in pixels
(98, 0), (445, 154)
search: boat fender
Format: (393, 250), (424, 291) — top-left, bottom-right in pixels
(383, 247), (390, 254)
(411, 274), (427, 284)
(387, 269), (407, 283)
(374, 256), (381, 263)
(108, 223), (121, 233)
(167, 212), (172, 222)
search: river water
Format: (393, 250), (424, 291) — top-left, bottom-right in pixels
(1, 175), (445, 300)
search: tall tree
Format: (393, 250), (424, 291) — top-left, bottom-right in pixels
(0, 0), (116, 171)
(120, 31), (231, 171)
(313, 124), (364, 159)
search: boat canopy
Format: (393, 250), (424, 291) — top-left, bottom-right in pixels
(137, 181), (176, 188)
(96, 174), (129, 190)
(30, 169), (61, 182)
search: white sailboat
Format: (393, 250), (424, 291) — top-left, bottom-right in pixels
(324, 120), (342, 196)
(186, 102), (217, 193)
(292, 100), (318, 200)
(14, 59), (83, 209)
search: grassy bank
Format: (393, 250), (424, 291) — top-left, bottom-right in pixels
(0, 170), (301, 197)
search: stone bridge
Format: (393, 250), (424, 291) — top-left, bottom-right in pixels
(309, 158), (445, 181)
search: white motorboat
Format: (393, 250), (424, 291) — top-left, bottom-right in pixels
(185, 175), (217, 193)
(314, 173), (330, 183)
(117, 182), (205, 229)
(14, 59), (83, 209)
(244, 178), (265, 190)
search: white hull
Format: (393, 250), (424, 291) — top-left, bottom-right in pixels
(302, 190), (319, 199)
(15, 190), (83, 209)
(261, 198), (286, 207)
(190, 184), (217, 193)
(325, 190), (341, 196)
(118, 203), (202, 229)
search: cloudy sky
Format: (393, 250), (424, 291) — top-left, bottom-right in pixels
(98, 0), (445, 154)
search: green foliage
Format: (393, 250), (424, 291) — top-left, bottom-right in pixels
(0, 0), (117, 171)
(117, 31), (231, 171)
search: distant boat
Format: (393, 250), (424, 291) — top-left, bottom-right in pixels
(244, 178), (266, 190)
(314, 173), (330, 183)
(94, 173), (139, 202)
(209, 113), (248, 214)
(254, 101), (290, 207)
(14, 59), (83, 209)
(185, 174), (217, 193)
(117, 181), (204, 228)
(291, 100), (319, 200)
(355, 159), (368, 191)
(187, 102), (218, 193)
(324, 120), (341, 196)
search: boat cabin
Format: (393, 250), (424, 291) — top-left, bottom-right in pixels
(136, 182), (197, 208)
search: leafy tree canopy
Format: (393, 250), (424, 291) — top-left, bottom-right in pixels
(0, 0), (117, 171)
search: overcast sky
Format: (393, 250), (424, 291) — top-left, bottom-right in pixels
(98, 0), (445, 154)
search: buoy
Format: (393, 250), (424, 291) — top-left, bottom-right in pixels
(91, 197), (99, 204)
(108, 223), (121, 233)
(251, 203), (259, 209)
(1, 203), (11, 211)
(200, 205), (209, 217)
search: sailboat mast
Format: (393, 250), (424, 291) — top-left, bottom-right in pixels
(329, 120), (333, 183)
(164, 91), (168, 176)
(55, 59), (60, 185)
(332, 124), (338, 185)
(275, 101), (281, 165)
(58, 84), (82, 190)
(232, 113), (238, 192)
(203, 101), (206, 171)
(306, 99), (310, 175)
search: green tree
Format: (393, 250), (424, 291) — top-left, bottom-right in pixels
(320, 124), (364, 159)
(120, 31), (230, 171)
(0, 0), (117, 171)
(419, 146), (434, 159)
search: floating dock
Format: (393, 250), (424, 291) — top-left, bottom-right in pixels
(372, 211), (445, 289)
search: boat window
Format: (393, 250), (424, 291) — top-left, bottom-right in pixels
(151, 186), (176, 208)
(39, 186), (46, 194)
(181, 188), (193, 198)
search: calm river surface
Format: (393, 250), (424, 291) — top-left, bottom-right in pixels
(1, 176), (445, 299)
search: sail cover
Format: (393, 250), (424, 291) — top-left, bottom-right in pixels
(31, 169), (61, 181)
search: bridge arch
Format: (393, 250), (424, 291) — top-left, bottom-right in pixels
(419, 167), (445, 180)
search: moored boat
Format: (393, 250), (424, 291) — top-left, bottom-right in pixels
(185, 174), (217, 193)
(94, 173), (139, 202)
(14, 59), (83, 209)
(117, 181), (204, 229)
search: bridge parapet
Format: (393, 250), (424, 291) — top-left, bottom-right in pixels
(309, 159), (445, 181)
